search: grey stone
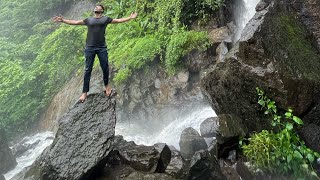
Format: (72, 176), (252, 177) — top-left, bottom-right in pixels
(33, 93), (116, 180)
(187, 150), (227, 180)
(177, 71), (189, 83)
(204, 137), (216, 147)
(165, 150), (185, 179)
(154, 78), (161, 89)
(216, 114), (247, 144)
(179, 127), (208, 160)
(216, 42), (229, 63)
(111, 136), (171, 173)
(300, 124), (320, 153)
(200, 117), (219, 138)
(208, 26), (231, 45)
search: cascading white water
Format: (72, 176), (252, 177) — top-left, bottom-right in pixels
(234, 0), (261, 42)
(4, 132), (54, 180)
(116, 106), (216, 149)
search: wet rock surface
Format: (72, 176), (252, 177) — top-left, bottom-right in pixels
(22, 93), (117, 180)
(187, 150), (227, 180)
(110, 136), (171, 173)
(0, 128), (17, 174)
(97, 135), (173, 179)
(201, 0), (320, 152)
(179, 127), (208, 160)
(165, 150), (185, 178)
(200, 117), (219, 138)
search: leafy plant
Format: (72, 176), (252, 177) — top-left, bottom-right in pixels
(240, 87), (320, 179)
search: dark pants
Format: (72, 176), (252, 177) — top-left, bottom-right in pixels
(83, 47), (109, 93)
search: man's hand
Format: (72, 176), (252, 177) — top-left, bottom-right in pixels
(130, 12), (138, 19)
(52, 15), (64, 23)
(51, 16), (84, 25)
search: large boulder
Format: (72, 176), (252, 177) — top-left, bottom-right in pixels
(200, 117), (219, 138)
(22, 93), (117, 180)
(0, 128), (17, 174)
(201, 0), (320, 151)
(187, 150), (227, 180)
(165, 150), (186, 179)
(110, 135), (171, 173)
(179, 127), (208, 160)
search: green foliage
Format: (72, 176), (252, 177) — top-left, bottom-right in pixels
(241, 87), (320, 179)
(104, 0), (223, 82)
(165, 30), (210, 74)
(110, 35), (162, 84)
(181, 0), (224, 25)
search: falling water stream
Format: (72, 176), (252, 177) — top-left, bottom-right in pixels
(4, 1), (260, 179)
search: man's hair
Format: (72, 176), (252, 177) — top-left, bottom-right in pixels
(96, 4), (105, 12)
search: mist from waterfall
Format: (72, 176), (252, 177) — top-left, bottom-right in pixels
(234, 0), (261, 42)
(116, 105), (216, 149)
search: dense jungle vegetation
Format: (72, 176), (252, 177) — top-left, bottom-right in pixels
(0, 0), (224, 138)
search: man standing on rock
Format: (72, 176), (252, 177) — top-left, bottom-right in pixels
(53, 5), (137, 102)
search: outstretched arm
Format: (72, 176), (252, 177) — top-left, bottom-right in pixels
(111, 12), (138, 24)
(52, 15), (85, 25)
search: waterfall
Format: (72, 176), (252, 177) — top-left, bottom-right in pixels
(116, 106), (216, 149)
(234, 0), (261, 42)
(4, 132), (54, 180)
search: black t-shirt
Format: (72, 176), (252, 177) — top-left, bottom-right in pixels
(83, 16), (113, 47)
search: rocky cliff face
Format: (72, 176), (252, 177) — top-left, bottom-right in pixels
(201, 0), (320, 152)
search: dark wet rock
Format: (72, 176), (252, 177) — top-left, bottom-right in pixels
(0, 174), (5, 180)
(154, 143), (172, 173)
(256, 0), (271, 11)
(111, 135), (171, 173)
(216, 114), (247, 144)
(187, 150), (227, 180)
(236, 161), (253, 180)
(0, 128), (17, 174)
(216, 42), (229, 63)
(204, 137), (216, 147)
(208, 143), (218, 158)
(184, 49), (215, 73)
(179, 127), (208, 160)
(200, 117), (219, 138)
(226, 150), (237, 164)
(220, 160), (241, 180)
(40, 93), (116, 179)
(201, 0), (320, 152)
(208, 26), (232, 46)
(23, 93), (117, 180)
(300, 123), (320, 153)
(126, 171), (176, 180)
(165, 150), (185, 178)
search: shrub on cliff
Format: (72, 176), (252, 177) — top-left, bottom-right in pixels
(240, 88), (320, 179)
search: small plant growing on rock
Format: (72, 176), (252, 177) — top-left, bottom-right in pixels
(240, 87), (320, 179)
